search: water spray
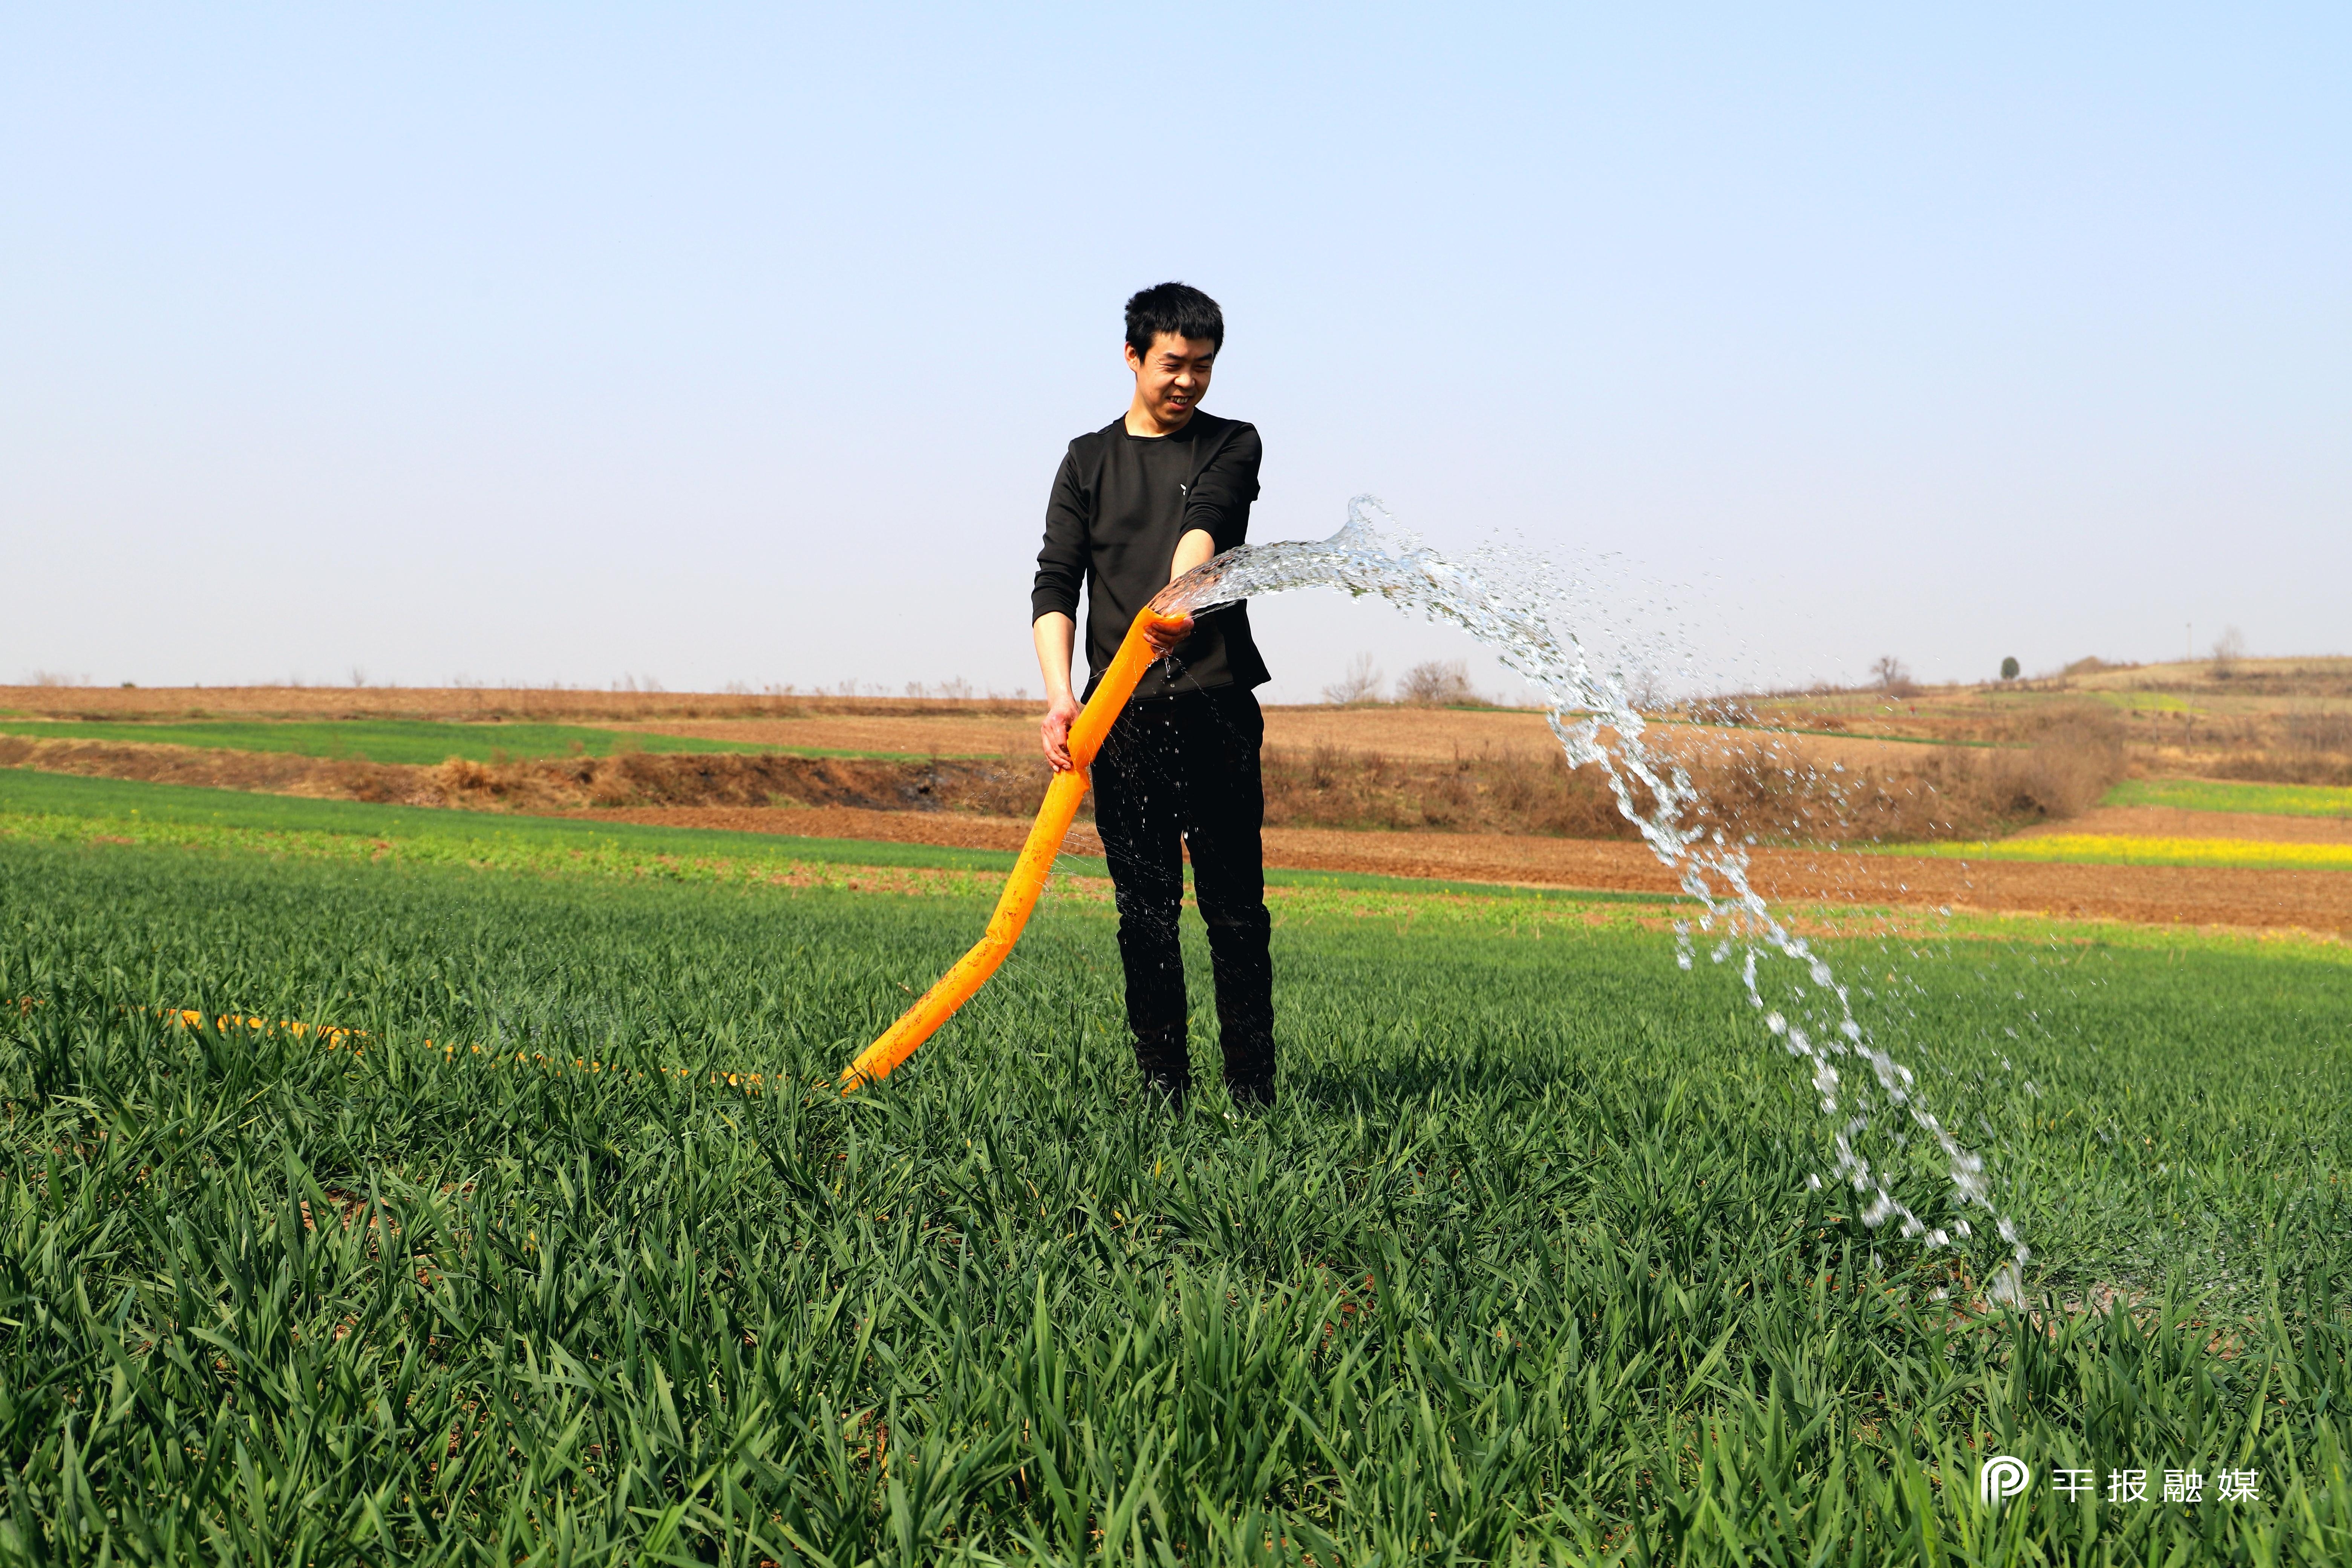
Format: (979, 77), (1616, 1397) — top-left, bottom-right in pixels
(841, 498), (2028, 1301)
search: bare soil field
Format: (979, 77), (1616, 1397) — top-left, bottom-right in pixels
(627, 707), (1953, 773)
(0, 684), (1031, 725)
(558, 804), (2352, 936)
(0, 683), (2101, 771)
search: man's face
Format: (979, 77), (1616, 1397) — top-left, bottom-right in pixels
(1125, 332), (1216, 429)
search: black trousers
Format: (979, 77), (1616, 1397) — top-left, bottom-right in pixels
(1090, 685), (1275, 1095)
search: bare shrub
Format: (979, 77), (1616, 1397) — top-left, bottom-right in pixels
(1622, 667), (1666, 713)
(2206, 707), (2352, 785)
(2286, 710), (2352, 754)
(1664, 703), (2126, 845)
(1869, 657), (1916, 697)
(1396, 660), (1475, 706)
(2211, 626), (2248, 680)
(1671, 741), (1974, 845)
(1322, 654), (1384, 706)
(1260, 744), (1633, 837)
(1686, 695), (1759, 727)
(430, 757), (503, 796)
(1980, 704), (2127, 820)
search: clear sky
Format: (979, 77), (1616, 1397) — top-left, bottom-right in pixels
(6, 5), (2346, 701)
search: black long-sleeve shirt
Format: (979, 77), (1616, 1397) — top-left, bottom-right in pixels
(1031, 411), (1270, 702)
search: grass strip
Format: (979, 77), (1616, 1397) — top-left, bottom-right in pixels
(0, 766), (1026, 869)
(0, 716), (946, 764)
(2105, 776), (2352, 818)
(12, 767), (2345, 961)
(0, 767), (1666, 908)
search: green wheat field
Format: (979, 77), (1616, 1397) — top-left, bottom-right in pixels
(3, 774), (2349, 1563)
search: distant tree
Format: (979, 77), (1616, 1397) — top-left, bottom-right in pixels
(1869, 655), (1911, 692)
(2211, 626), (2247, 678)
(1322, 652), (1384, 705)
(2000, 655), (2020, 681)
(1397, 660), (1476, 706)
(1619, 666), (1667, 713)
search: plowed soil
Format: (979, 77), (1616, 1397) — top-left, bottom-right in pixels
(0, 684), (1029, 725)
(554, 805), (2352, 936)
(628, 709), (1950, 773)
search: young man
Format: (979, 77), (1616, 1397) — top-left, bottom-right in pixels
(1030, 282), (1275, 1111)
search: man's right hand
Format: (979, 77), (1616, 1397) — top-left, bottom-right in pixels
(1039, 694), (1083, 772)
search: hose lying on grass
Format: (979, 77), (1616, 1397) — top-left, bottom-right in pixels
(839, 606), (1187, 1092)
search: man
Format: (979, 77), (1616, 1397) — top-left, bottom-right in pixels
(1030, 282), (1275, 1112)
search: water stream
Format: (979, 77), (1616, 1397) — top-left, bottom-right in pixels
(1154, 496), (2028, 1304)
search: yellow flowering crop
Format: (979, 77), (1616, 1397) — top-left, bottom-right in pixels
(159, 1008), (775, 1094)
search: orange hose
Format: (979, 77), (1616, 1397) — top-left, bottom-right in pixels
(840, 607), (1186, 1091)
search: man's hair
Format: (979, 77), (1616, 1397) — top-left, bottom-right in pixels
(1124, 282), (1223, 360)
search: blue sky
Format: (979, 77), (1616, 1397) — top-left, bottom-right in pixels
(6, 4), (2346, 700)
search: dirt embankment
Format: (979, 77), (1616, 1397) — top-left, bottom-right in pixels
(0, 736), (1048, 817)
(0, 695), (2133, 846)
(0, 726), (2119, 847)
(1258, 702), (2127, 844)
(0, 736), (414, 800)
